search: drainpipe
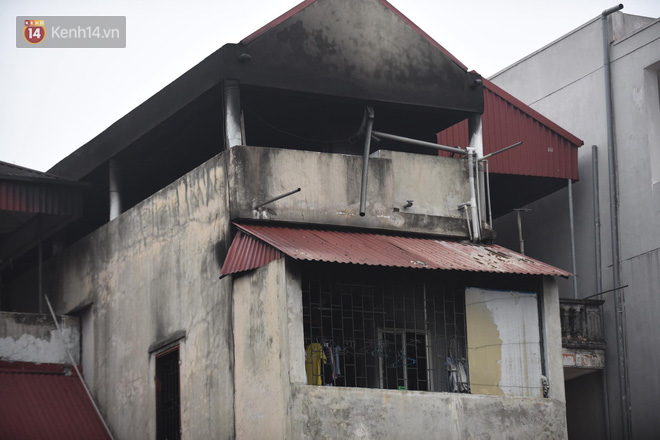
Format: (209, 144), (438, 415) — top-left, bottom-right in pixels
(469, 114), (485, 227)
(468, 114), (483, 241)
(593, 145), (612, 440)
(568, 178), (578, 298)
(359, 107), (375, 217)
(224, 79), (243, 149)
(602, 5), (632, 440)
(467, 148), (480, 242)
(109, 158), (122, 221)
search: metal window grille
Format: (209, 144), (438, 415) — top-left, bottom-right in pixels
(302, 265), (470, 393)
(156, 347), (181, 440)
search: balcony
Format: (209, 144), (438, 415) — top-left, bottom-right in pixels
(227, 146), (479, 238)
(559, 298), (606, 380)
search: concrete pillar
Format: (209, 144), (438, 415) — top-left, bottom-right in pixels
(109, 158), (122, 221)
(224, 79), (243, 149)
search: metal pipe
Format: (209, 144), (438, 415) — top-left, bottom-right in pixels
(584, 284), (629, 300)
(480, 141), (523, 160)
(593, 146), (603, 294)
(514, 208), (531, 254)
(516, 210), (525, 254)
(359, 107), (375, 217)
(475, 158), (483, 226)
(45, 295), (115, 440)
(602, 5), (631, 439)
(224, 79), (243, 149)
(593, 145), (612, 440)
(568, 179), (578, 298)
(38, 239), (43, 314)
(109, 158), (122, 221)
(485, 160), (493, 228)
(468, 114), (487, 225)
(459, 204), (473, 241)
(371, 130), (466, 155)
(467, 149), (480, 242)
(254, 188), (301, 210)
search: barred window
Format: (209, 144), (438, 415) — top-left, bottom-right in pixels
(302, 264), (470, 393)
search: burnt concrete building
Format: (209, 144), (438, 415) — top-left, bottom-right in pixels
(0, 1), (584, 439)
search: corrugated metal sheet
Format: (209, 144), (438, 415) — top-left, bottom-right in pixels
(0, 160), (84, 215)
(221, 223), (571, 277)
(437, 79), (581, 180)
(0, 161), (67, 182)
(0, 181), (83, 215)
(0, 362), (112, 440)
(221, 230), (283, 276)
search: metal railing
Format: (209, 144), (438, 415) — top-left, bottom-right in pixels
(559, 298), (606, 349)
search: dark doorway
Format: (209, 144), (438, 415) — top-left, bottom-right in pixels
(156, 346), (181, 440)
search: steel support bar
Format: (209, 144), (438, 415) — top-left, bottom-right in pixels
(371, 130), (466, 155)
(359, 107), (375, 217)
(480, 141), (523, 160)
(254, 188), (301, 210)
(568, 179), (578, 297)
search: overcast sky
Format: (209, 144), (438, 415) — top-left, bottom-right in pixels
(2, 0), (659, 172)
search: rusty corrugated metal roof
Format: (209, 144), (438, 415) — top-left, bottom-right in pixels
(0, 362), (112, 440)
(221, 223), (571, 277)
(0, 181), (83, 215)
(0, 161), (75, 184)
(221, 230), (283, 276)
(437, 78), (582, 181)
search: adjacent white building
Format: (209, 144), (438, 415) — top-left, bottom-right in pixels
(491, 10), (660, 440)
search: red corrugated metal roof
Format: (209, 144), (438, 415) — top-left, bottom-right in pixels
(221, 230), (283, 276)
(0, 160), (84, 215)
(241, 0), (469, 71)
(437, 78), (582, 180)
(221, 223), (571, 277)
(0, 362), (112, 440)
(0, 161), (72, 184)
(0, 181), (83, 215)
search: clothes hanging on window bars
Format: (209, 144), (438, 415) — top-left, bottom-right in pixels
(305, 343), (326, 385)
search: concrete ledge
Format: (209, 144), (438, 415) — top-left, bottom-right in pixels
(0, 312), (80, 365)
(289, 384), (567, 440)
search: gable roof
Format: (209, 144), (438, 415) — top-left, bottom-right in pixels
(242, 0), (469, 71)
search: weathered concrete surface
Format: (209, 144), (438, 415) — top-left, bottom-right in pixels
(465, 289), (543, 398)
(229, 145), (470, 237)
(289, 384), (567, 440)
(0, 312), (79, 364)
(542, 276), (566, 403)
(6, 153), (234, 440)
(233, 259), (288, 440)
(233, 258), (567, 440)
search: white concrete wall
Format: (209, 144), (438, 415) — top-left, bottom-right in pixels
(465, 288), (543, 398)
(0, 312), (79, 365)
(491, 13), (660, 439)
